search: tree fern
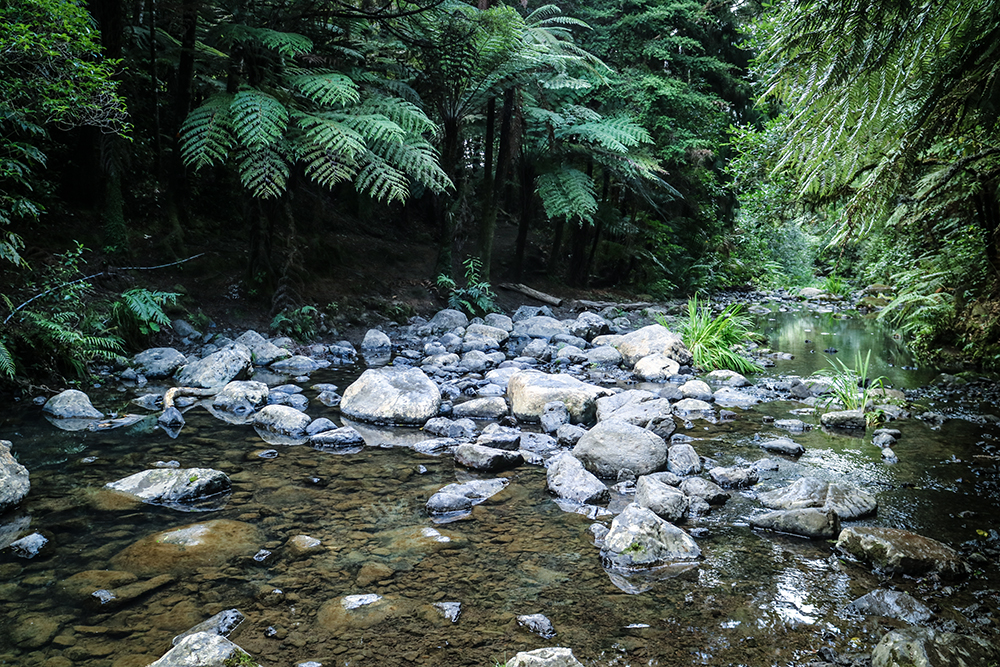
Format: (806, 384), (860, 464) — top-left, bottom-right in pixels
(288, 69), (360, 107)
(0, 338), (14, 379)
(537, 168), (598, 224)
(236, 146), (290, 199)
(356, 148), (411, 203)
(180, 94), (234, 169)
(230, 88), (288, 150)
(219, 24), (313, 57)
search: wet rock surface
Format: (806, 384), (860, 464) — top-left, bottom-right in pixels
(836, 527), (968, 578)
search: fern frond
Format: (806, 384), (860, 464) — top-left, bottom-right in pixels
(237, 147), (290, 199)
(356, 149), (410, 203)
(180, 94), (234, 169)
(560, 116), (651, 153)
(294, 113), (367, 160)
(287, 69), (360, 107)
(220, 24), (313, 56)
(354, 94), (435, 135)
(0, 339), (15, 379)
(537, 168), (597, 224)
(230, 88), (289, 149)
(336, 113), (405, 145)
(298, 144), (358, 189)
(372, 136), (453, 195)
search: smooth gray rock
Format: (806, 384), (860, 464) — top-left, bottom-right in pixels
(635, 475), (688, 522)
(269, 355), (322, 373)
(465, 323), (509, 344)
(586, 345), (623, 366)
(424, 417), (477, 439)
(705, 369), (750, 387)
(513, 316), (569, 340)
(483, 313), (513, 332)
(252, 404), (311, 437)
(234, 330), (291, 365)
(615, 324), (692, 368)
(43, 389), (103, 420)
(507, 647), (585, 667)
(871, 627), (999, 667)
(595, 391), (676, 439)
(573, 419), (668, 479)
(556, 423), (586, 447)
(149, 631), (256, 667)
(172, 319), (200, 339)
(601, 503), (701, 569)
(451, 397), (508, 420)
(105, 468), (231, 506)
(546, 452), (609, 505)
(540, 401), (570, 433)
(173, 609), (245, 646)
(679, 477), (730, 505)
(426, 478), (508, 514)
(821, 409), (866, 429)
(671, 398), (714, 419)
(133, 347), (187, 378)
(774, 419), (810, 433)
(708, 465), (758, 489)
(426, 309), (468, 333)
(712, 387), (761, 409)
(516, 613), (556, 639)
(595, 390), (660, 421)
(459, 349), (490, 371)
(310, 427), (365, 450)
(211, 381), (269, 415)
(513, 305), (554, 322)
(361, 329), (392, 351)
(175, 344), (252, 388)
(758, 477), (877, 519)
(455, 444), (523, 472)
(10, 532), (47, 558)
(568, 312), (611, 341)
(759, 437), (805, 456)
(475, 423), (521, 450)
(679, 380), (713, 402)
(749, 508), (840, 539)
(507, 370), (606, 424)
(836, 526), (967, 578)
(667, 443), (701, 476)
(844, 589), (932, 624)
(633, 354), (680, 382)
(0, 440), (30, 512)
(341, 367), (441, 425)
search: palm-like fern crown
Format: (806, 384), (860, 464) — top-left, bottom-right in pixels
(180, 17), (451, 202)
(759, 0), (1000, 236)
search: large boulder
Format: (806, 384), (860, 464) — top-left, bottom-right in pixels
(635, 475), (688, 522)
(758, 477), (877, 519)
(836, 527), (968, 579)
(601, 503), (701, 569)
(749, 508), (840, 539)
(871, 627), (999, 667)
(572, 419), (667, 479)
(0, 440), (30, 512)
(175, 344), (252, 388)
(426, 308), (468, 333)
(252, 404), (310, 437)
(667, 443), (701, 476)
(595, 390), (675, 439)
(105, 468), (231, 507)
(148, 631), (256, 667)
(112, 520), (263, 576)
(43, 389), (103, 420)
(133, 347), (187, 378)
(568, 312), (611, 341)
(234, 330), (291, 365)
(507, 370), (606, 424)
(513, 316), (570, 340)
(341, 367), (441, 425)
(211, 380), (269, 415)
(546, 452), (609, 505)
(615, 324), (692, 368)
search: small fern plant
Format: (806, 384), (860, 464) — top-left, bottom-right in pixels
(111, 288), (179, 350)
(271, 305), (319, 343)
(436, 257), (497, 317)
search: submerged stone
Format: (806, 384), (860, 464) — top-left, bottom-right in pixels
(836, 526), (968, 579)
(758, 477), (876, 519)
(601, 503), (701, 570)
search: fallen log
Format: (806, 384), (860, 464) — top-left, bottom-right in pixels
(498, 283), (563, 307)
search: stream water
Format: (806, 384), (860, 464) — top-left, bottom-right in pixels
(1, 308), (998, 667)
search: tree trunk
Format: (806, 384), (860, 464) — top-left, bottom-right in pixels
(513, 158), (535, 280)
(478, 88), (515, 282)
(435, 115), (461, 278)
(547, 218), (565, 276)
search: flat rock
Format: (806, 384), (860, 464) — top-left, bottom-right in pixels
(252, 404), (310, 437)
(595, 391), (675, 439)
(43, 389), (103, 420)
(708, 465), (758, 489)
(601, 503), (701, 570)
(758, 477), (877, 519)
(573, 419), (667, 479)
(759, 437), (805, 456)
(452, 396), (509, 420)
(750, 508), (840, 539)
(426, 478), (509, 515)
(234, 330), (291, 365)
(546, 452), (609, 505)
(844, 589), (932, 624)
(105, 468), (230, 507)
(706, 369), (750, 387)
(455, 443), (523, 472)
(341, 367), (441, 425)
(310, 426), (365, 451)
(175, 344), (252, 388)
(507, 647), (584, 667)
(112, 520), (263, 576)
(679, 477), (730, 505)
(211, 380), (269, 415)
(507, 370), (606, 423)
(671, 398), (714, 419)
(836, 526), (968, 578)
(871, 627), (999, 667)
(821, 409), (866, 429)
(517, 613), (556, 638)
(133, 347), (187, 378)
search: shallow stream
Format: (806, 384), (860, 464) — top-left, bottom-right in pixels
(1, 308), (998, 667)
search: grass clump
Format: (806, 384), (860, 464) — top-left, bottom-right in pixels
(659, 297), (762, 374)
(813, 350), (887, 424)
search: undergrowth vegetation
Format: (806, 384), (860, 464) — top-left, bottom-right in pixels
(659, 298), (762, 374)
(813, 350), (886, 423)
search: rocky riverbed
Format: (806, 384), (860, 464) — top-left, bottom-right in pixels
(1, 294), (999, 667)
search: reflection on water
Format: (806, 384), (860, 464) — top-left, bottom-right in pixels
(0, 312), (998, 667)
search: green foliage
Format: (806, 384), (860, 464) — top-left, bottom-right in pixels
(822, 275), (850, 298)
(537, 169), (598, 224)
(813, 351), (886, 421)
(661, 297), (762, 374)
(270, 306), (319, 343)
(436, 257), (497, 317)
(222, 651), (259, 667)
(111, 288), (179, 351)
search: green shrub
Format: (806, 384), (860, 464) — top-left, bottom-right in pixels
(658, 297), (762, 374)
(271, 305), (319, 342)
(436, 257), (496, 317)
(111, 288), (179, 350)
